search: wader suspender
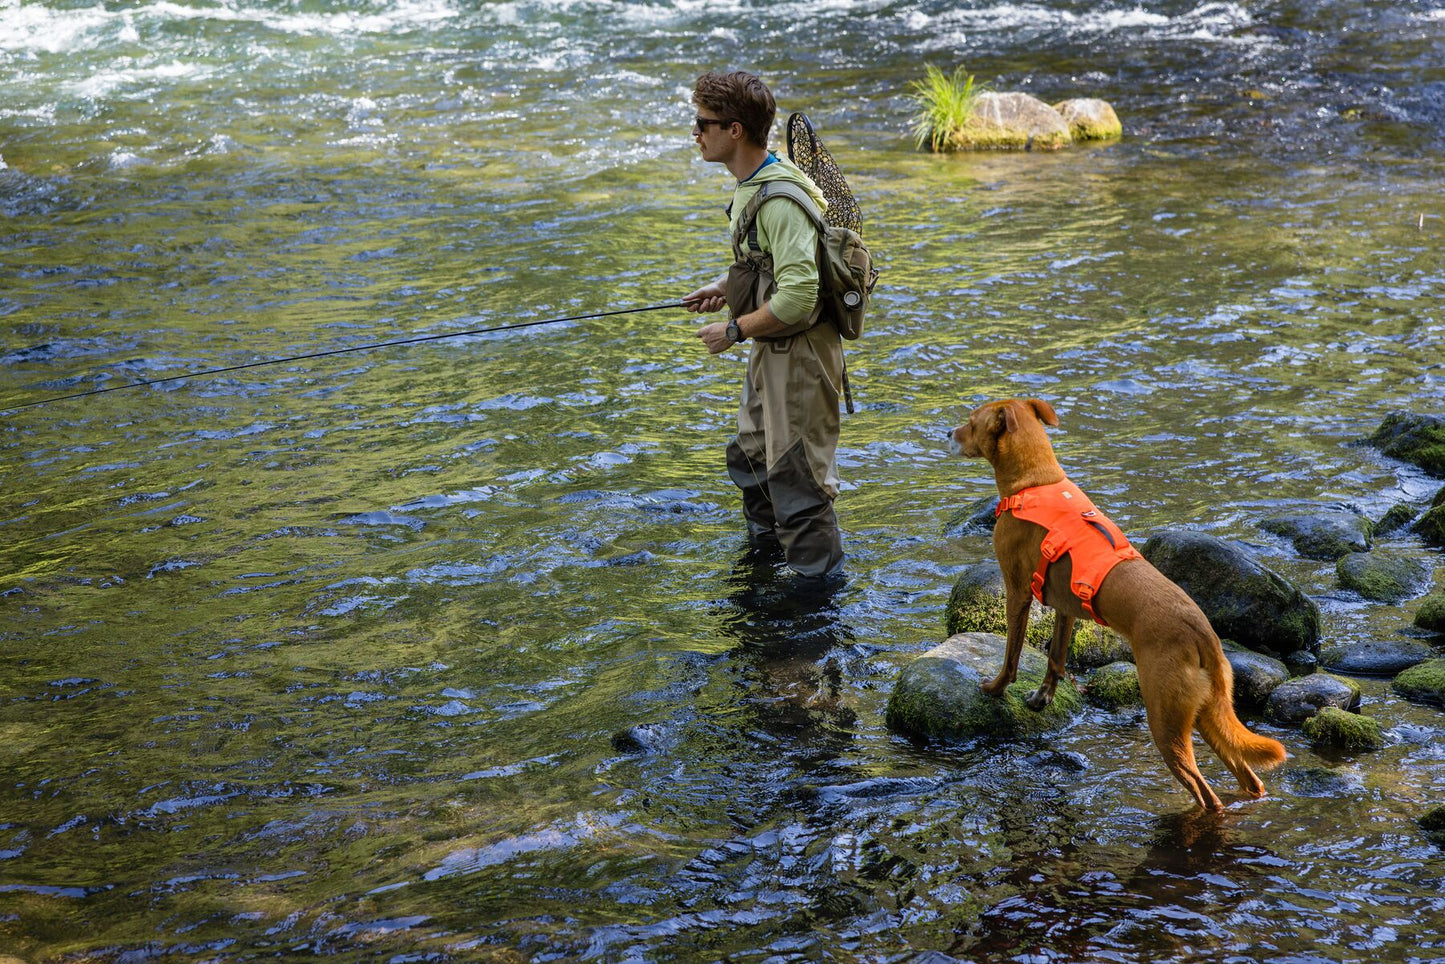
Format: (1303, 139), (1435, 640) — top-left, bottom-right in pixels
(733, 182), (854, 414)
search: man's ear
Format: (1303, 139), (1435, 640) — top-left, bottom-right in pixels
(1029, 398), (1060, 427)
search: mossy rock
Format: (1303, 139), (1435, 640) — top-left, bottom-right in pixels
(1260, 508), (1372, 560)
(1142, 529), (1321, 656)
(1415, 504), (1445, 548)
(1320, 636), (1433, 676)
(944, 560), (1051, 648)
(950, 92), (1072, 152)
(1414, 591), (1445, 634)
(1266, 673), (1361, 723)
(1335, 551), (1430, 603)
(1391, 658), (1445, 706)
(1301, 706), (1385, 752)
(1365, 411), (1445, 477)
(1086, 661), (1141, 709)
(1374, 503), (1417, 537)
(886, 632), (1083, 741)
(1069, 622), (1132, 670)
(1052, 98), (1122, 141)
(1421, 805), (1445, 847)
(943, 495), (1000, 538)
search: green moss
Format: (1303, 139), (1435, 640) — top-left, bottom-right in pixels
(1069, 622), (1132, 669)
(1052, 103), (1122, 140)
(1086, 661), (1142, 709)
(951, 120), (1069, 152)
(1392, 658), (1445, 706)
(1375, 503), (1417, 536)
(1415, 592), (1445, 634)
(1368, 412), (1445, 476)
(1415, 505), (1445, 548)
(944, 575), (1051, 649)
(1301, 706), (1385, 752)
(1335, 552), (1428, 602)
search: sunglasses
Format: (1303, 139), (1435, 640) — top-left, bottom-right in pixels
(693, 115), (735, 133)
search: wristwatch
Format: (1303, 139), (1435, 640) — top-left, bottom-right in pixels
(725, 318), (743, 344)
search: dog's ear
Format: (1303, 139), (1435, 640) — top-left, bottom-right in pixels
(1000, 403), (1019, 434)
(1028, 398), (1060, 427)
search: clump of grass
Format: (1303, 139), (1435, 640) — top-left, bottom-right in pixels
(910, 65), (986, 152)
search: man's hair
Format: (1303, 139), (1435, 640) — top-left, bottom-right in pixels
(692, 70), (775, 149)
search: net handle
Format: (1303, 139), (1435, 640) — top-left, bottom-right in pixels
(785, 111), (819, 172)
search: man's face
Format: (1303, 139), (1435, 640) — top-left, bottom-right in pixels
(692, 108), (736, 164)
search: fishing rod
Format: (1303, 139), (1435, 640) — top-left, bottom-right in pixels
(2, 301), (692, 415)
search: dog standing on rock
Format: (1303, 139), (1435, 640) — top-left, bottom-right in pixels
(950, 398), (1286, 810)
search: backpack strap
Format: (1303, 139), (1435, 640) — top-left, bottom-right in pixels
(733, 181), (828, 257)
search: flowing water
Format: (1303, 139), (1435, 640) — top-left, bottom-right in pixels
(2, 0), (1444, 960)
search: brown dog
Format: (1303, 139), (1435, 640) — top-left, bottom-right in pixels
(950, 398), (1286, 810)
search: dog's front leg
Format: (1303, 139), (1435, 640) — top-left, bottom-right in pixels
(1027, 613), (1075, 710)
(980, 586), (1034, 697)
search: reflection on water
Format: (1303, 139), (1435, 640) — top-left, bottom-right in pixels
(2, 0), (1444, 959)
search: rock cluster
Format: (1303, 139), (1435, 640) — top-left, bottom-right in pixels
(944, 93), (1121, 152)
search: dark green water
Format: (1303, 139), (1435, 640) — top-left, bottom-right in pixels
(2, 1), (1444, 959)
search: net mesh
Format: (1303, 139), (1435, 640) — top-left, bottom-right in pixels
(786, 112), (862, 235)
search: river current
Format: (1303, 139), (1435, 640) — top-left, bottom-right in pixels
(2, 1), (1444, 960)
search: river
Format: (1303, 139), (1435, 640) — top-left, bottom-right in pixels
(2, 0), (1443, 959)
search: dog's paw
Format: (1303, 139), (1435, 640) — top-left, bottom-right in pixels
(1025, 687), (1055, 711)
(978, 677), (1009, 698)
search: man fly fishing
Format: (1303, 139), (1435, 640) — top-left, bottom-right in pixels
(683, 70), (846, 582)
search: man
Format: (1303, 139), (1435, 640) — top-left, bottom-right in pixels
(683, 70), (845, 580)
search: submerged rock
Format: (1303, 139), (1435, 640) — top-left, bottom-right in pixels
(1320, 637), (1434, 676)
(1222, 641), (1290, 708)
(1266, 673), (1361, 723)
(952, 92), (1072, 151)
(1302, 707), (1385, 752)
(1260, 509), (1372, 560)
(1375, 503), (1417, 537)
(1414, 591), (1445, 634)
(1142, 529), (1321, 656)
(1391, 658), (1445, 706)
(886, 632), (1083, 741)
(943, 495), (1000, 537)
(1364, 411), (1445, 476)
(1085, 661), (1142, 709)
(1335, 551), (1430, 602)
(1052, 98), (1122, 140)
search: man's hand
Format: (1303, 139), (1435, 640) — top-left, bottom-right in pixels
(697, 321), (737, 355)
(683, 282), (726, 314)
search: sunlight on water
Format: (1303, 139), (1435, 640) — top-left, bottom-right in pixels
(2, 0), (1444, 959)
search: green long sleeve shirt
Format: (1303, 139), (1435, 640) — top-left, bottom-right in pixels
(727, 156), (829, 330)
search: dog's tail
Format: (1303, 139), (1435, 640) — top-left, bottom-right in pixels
(1197, 640), (1288, 773)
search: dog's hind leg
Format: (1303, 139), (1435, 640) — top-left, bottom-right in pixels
(1027, 613), (1075, 711)
(1143, 687), (1223, 811)
(981, 586), (1035, 697)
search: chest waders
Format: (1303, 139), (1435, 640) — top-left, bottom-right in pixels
(722, 187), (846, 579)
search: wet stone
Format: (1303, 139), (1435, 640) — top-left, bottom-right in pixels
(1374, 503), (1417, 537)
(1420, 805), (1445, 848)
(943, 495), (999, 537)
(1391, 659), (1445, 707)
(1222, 641), (1289, 708)
(1414, 591), (1445, 635)
(1415, 504), (1445, 548)
(886, 632), (1083, 741)
(1335, 551), (1430, 603)
(1320, 637), (1434, 676)
(1266, 673), (1361, 724)
(1259, 508), (1372, 561)
(944, 560), (1048, 648)
(1142, 529), (1321, 656)
(1085, 661), (1142, 709)
(611, 723), (674, 755)
(1364, 411), (1445, 477)
(1301, 706), (1385, 752)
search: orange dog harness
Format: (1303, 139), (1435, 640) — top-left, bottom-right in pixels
(995, 478), (1141, 625)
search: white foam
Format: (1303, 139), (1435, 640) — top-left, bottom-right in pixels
(70, 60), (206, 100)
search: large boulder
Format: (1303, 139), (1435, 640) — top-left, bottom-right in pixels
(1364, 412), (1445, 477)
(1266, 673), (1361, 723)
(1301, 707), (1385, 752)
(886, 632), (1083, 741)
(1085, 661), (1142, 709)
(1052, 98), (1122, 140)
(1375, 503), (1418, 537)
(1392, 659), (1445, 706)
(952, 92), (1072, 151)
(1259, 508), (1372, 560)
(943, 560), (1129, 666)
(1222, 641), (1289, 708)
(1141, 530), (1322, 657)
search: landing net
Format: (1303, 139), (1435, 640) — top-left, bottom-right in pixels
(785, 111), (863, 235)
